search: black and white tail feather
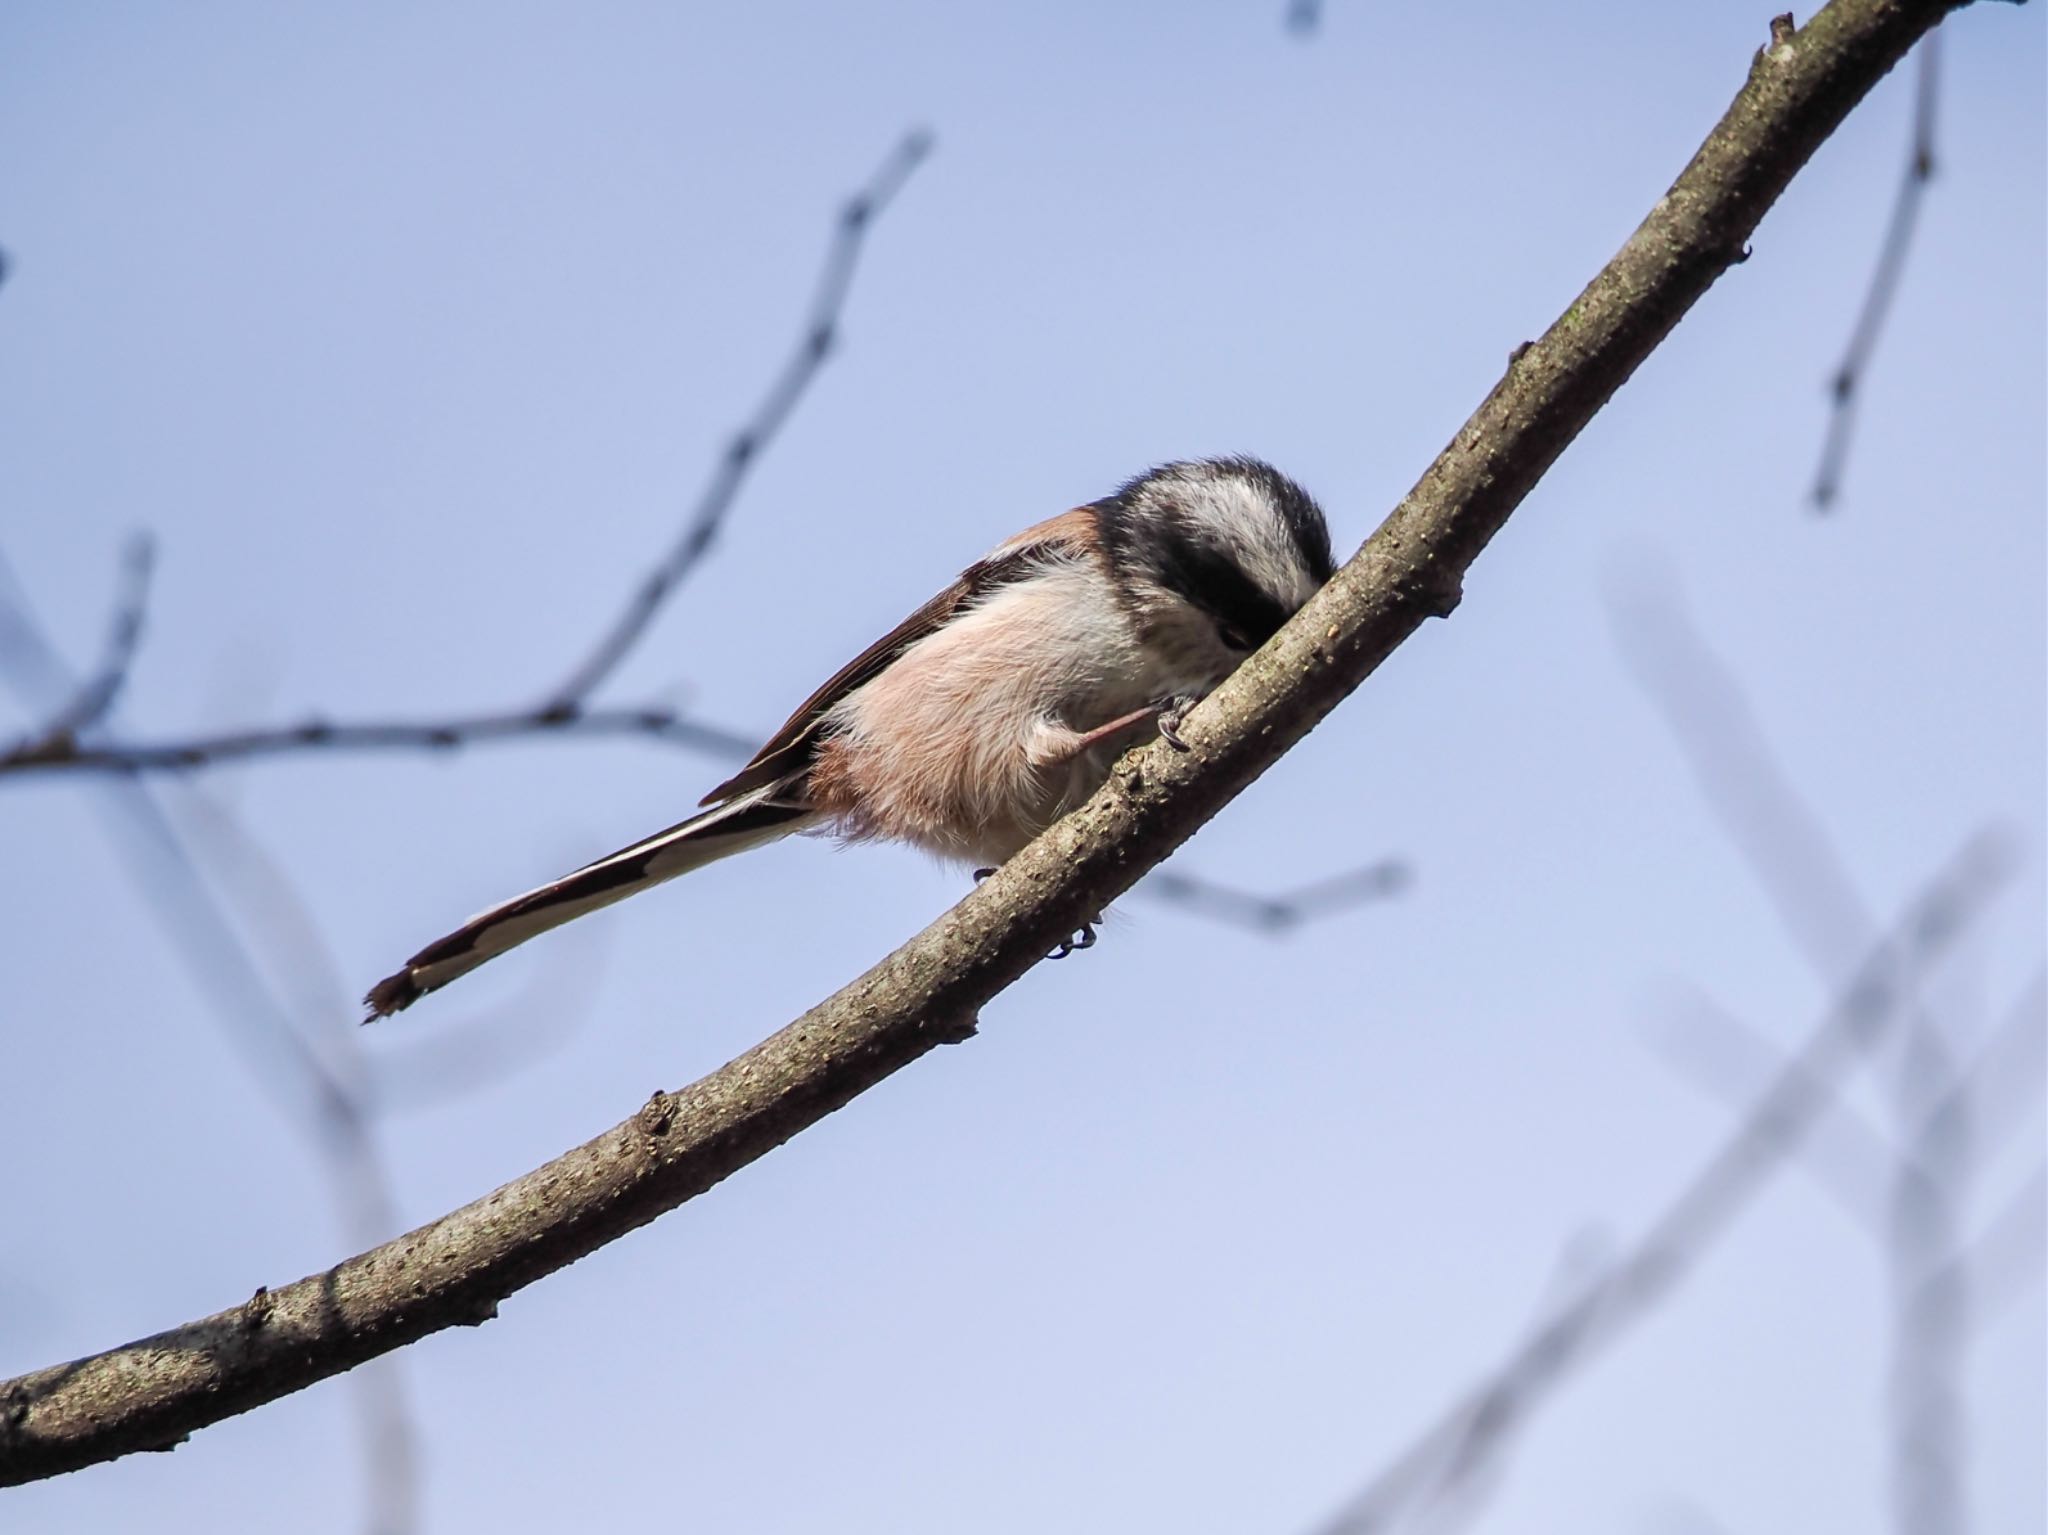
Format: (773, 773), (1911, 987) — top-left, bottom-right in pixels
(363, 786), (813, 1020)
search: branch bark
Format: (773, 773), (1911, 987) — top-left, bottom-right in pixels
(0, 0), (1997, 1488)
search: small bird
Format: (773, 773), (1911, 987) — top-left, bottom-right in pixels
(363, 457), (1334, 1019)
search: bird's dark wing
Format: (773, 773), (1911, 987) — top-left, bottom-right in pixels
(700, 508), (1099, 806)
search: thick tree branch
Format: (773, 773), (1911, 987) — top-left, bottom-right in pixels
(0, 0), (1999, 1488)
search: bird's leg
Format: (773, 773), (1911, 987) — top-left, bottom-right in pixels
(1061, 705), (1159, 758)
(1036, 697), (1204, 772)
(972, 864), (1097, 957)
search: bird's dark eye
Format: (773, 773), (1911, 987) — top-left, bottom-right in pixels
(1217, 624), (1253, 652)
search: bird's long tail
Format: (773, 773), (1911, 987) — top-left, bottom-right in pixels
(364, 787), (816, 1020)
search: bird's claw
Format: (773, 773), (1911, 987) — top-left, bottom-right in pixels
(1048, 919), (1099, 960)
(1153, 692), (1200, 752)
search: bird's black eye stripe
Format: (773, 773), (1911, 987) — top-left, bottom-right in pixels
(1152, 537), (1292, 652)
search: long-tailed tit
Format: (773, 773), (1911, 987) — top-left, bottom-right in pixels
(364, 456), (1333, 1019)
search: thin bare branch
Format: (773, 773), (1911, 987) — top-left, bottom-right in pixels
(0, 700), (759, 775)
(1307, 832), (2016, 1535)
(1649, 985), (1896, 1228)
(544, 127), (933, 706)
(0, 0), (1989, 1483)
(3, 534), (153, 755)
(1809, 32), (1940, 510)
(1137, 858), (1410, 933)
(0, 129), (932, 783)
(1888, 1007), (1971, 1535)
(1948, 1160), (2048, 1326)
(1608, 561), (1875, 975)
(1609, 558), (2041, 1535)
(0, 590), (421, 1533)
(1935, 966), (2047, 1161)
(141, 794), (424, 1535)
(1652, 972), (2046, 1256)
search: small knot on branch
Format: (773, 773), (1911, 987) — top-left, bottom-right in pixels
(931, 1012), (980, 1045)
(1405, 577), (1464, 620)
(638, 1090), (676, 1138)
(242, 1286), (274, 1331)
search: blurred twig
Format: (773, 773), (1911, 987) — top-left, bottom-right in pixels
(1320, 552), (2042, 1534)
(0, 129), (933, 783)
(1810, 34), (1940, 511)
(176, 790), (604, 1117)
(1608, 565), (1873, 971)
(1656, 976), (2047, 1251)
(1137, 858), (1410, 933)
(1653, 978), (2047, 1424)
(0, 566), (421, 1535)
(1940, 967), (2047, 1165)
(1952, 1160), (2048, 1326)
(1651, 984), (1896, 1227)
(1307, 832), (2016, 1535)
(547, 128), (932, 705)
(12, 533), (155, 747)
(1285, 0), (1325, 36)
(0, 698), (758, 775)
(1890, 982), (1969, 1535)
(1612, 567), (2042, 1535)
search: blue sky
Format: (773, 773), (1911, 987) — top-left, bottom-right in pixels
(2, 4), (2042, 1533)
